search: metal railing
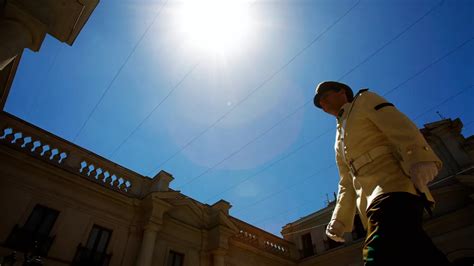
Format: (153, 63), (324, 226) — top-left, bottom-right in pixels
(72, 244), (111, 266)
(3, 224), (55, 257)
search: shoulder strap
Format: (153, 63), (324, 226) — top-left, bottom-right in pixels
(355, 88), (369, 99)
(345, 88), (369, 117)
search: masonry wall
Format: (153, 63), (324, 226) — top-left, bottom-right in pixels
(0, 145), (140, 265)
(0, 112), (298, 266)
(226, 241), (296, 266)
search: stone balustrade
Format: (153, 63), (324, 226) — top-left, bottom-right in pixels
(263, 239), (288, 254)
(78, 160), (132, 193)
(235, 228), (258, 248)
(230, 217), (297, 259)
(1, 127), (68, 164)
(0, 112), (149, 197)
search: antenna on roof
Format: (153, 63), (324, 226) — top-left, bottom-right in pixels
(436, 111), (446, 120)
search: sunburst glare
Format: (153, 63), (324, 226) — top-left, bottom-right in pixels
(173, 0), (256, 57)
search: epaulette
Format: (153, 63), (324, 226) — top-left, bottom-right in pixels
(353, 88), (369, 101)
(344, 88), (369, 118)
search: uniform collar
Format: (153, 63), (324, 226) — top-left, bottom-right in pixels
(337, 108), (345, 118)
(337, 102), (351, 121)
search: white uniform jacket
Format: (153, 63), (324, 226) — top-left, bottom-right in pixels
(331, 90), (442, 232)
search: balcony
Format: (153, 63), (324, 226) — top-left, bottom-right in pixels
(72, 244), (111, 266)
(3, 224), (55, 256)
(230, 217), (298, 259)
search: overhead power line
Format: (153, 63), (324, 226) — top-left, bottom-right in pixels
(339, 0), (445, 81)
(231, 164), (336, 215)
(202, 129), (333, 202)
(26, 47), (63, 119)
(109, 62), (201, 158)
(413, 85), (474, 121)
(230, 84), (474, 220)
(252, 198), (320, 226)
(181, 25), (473, 221)
(72, 0), (170, 142)
(256, 166), (474, 233)
(105, 0), (260, 159)
(176, 103), (319, 190)
(145, 0), (363, 176)
(383, 36), (474, 97)
(175, 0), (449, 192)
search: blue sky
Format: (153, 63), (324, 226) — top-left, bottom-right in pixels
(5, 0), (474, 236)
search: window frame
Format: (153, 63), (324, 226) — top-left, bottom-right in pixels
(23, 204), (60, 236)
(85, 225), (112, 255)
(72, 224), (113, 266)
(167, 250), (185, 266)
(301, 232), (315, 257)
(4, 204), (59, 256)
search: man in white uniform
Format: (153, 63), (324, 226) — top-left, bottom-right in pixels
(313, 81), (451, 265)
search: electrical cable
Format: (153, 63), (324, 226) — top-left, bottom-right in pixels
(233, 85), (474, 224)
(176, 0), (456, 193)
(145, 0), (362, 176)
(72, 0), (170, 142)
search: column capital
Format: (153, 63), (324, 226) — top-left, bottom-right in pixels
(3, 3), (47, 51)
(141, 193), (173, 221)
(143, 222), (161, 232)
(211, 247), (228, 256)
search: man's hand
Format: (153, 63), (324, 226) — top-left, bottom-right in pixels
(326, 220), (345, 243)
(409, 161), (438, 191)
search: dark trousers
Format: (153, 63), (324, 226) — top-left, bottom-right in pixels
(363, 192), (451, 266)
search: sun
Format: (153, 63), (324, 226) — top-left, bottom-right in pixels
(173, 0), (254, 56)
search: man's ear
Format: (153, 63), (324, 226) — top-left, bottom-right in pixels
(337, 89), (347, 101)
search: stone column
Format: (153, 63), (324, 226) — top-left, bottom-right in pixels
(136, 223), (160, 266)
(212, 249), (227, 266)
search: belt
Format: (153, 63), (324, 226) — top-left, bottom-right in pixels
(348, 146), (393, 175)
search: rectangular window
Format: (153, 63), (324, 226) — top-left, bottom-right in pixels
(351, 215), (366, 241)
(73, 225), (112, 266)
(5, 204), (59, 256)
(301, 233), (314, 258)
(168, 250), (184, 266)
(23, 204), (60, 235)
(86, 225), (112, 254)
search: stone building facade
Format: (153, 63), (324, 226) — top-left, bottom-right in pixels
(0, 109), (473, 266)
(0, 111), (298, 266)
